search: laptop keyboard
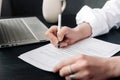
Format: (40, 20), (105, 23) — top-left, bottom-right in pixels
(0, 19), (37, 45)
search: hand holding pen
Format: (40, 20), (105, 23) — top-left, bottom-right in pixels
(45, 16), (92, 48)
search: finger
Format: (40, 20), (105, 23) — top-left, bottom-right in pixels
(65, 74), (76, 80)
(65, 59), (95, 80)
(53, 55), (82, 73)
(58, 42), (68, 48)
(69, 59), (89, 73)
(45, 26), (58, 46)
(58, 38), (70, 48)
(59, 65), (72, 77)
(65, 70), (91, 80)
(74, 70), (91, 80)
(59, 41), (69, 48)
(57, 26), (70, 41)
(59, 58), (87, 77)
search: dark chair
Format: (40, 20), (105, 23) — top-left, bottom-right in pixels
(10, 0), (43, 17)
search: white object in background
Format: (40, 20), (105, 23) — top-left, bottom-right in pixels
(42, 0), (66, 23)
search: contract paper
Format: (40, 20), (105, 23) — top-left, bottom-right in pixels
(18, 38), (120, 72)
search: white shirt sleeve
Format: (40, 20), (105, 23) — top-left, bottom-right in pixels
(76, 0), (120, 37)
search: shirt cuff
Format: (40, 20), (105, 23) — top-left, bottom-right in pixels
(76, 5), (109, 37)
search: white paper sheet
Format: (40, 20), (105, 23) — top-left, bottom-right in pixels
(18, 38), (120, 72)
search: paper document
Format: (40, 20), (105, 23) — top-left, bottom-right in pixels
(18, 38), (120, 72)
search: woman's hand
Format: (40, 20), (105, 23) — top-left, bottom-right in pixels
(45, 22), (92, 48)
(53, 54), (120, 80)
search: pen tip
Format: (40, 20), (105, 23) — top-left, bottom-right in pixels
(57, 42), (60, 48)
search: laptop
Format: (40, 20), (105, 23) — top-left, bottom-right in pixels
(0, 17), (49, 48)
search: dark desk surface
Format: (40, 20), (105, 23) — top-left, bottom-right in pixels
(0, 17), (120, 80)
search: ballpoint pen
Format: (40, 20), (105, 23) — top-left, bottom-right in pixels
(57, 14), (62, 48)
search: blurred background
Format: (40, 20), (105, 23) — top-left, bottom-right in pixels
(1, 0), (108, 27)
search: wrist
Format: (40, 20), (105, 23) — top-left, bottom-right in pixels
(74, 22), (92, 39)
